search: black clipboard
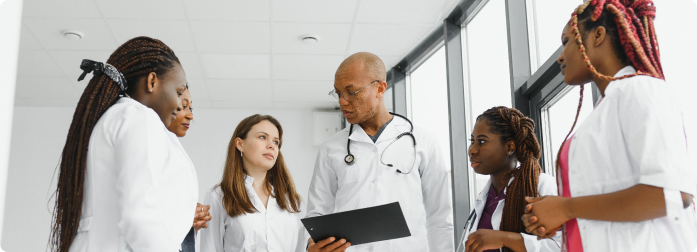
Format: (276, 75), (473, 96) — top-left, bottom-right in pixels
(301, 202), (411, 246)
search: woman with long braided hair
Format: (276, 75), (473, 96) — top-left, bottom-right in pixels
(458, 106), (560, 252)
(522, 1), (696, 251)
(50, 36), (198, 252)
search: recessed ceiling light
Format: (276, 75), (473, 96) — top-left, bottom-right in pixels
(61, 30), (83, 41)
(300, 35), (319, 44)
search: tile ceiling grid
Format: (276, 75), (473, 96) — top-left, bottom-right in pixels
(15, 0), (460, 109)
(181, 0), (212, 109)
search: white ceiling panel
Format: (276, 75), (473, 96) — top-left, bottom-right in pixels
(22, 0), (102, 18)
(212, 100), (274, 109)
(186, 78), (211, 101)
(178, 53), (204, 79)
(356, 0), (448, 24)
(271, 0), (358, 23)
(272, 101), (337, 110)
(49, 50), (113, 77)
(184, 0), (270, 21)
(191, 21), (270, 54)
(106, 19), (197, 53)
(13, 97), (28, 107)
(190, 100), (213, 109)
(93, 0), (187, 19)
(379, 56), (404, 70)
(206, 79), (273, 101)
(272, 54), (344, 81)
(272, 23), (351, 54)
(15, 0), (458, 109)
(273, 80), (333, 102)
(348, 24), (433, 56)
(16, 50), (64, 77)
(23, 18), (118, 50)
(15, 76), (81, 100)
(19, 25), (43, 51)
(200, 54), (270, 79)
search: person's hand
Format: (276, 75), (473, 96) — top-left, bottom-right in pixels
(464, 229), (506, 252)
(522, 196), (570, 238)
(193, 203), (212, 232)
(307, 237), (351, 252)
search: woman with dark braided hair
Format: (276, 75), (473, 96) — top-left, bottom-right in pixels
(50, 36), (199, 252)
(522, 1), (696, 251)
(457, 106), (560, 252)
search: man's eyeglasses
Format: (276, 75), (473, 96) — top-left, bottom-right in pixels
(329, 80), (380, 102)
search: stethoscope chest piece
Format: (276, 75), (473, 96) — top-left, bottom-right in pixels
(344, 154), (355, 165)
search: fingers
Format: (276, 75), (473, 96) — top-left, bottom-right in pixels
(525, 221), (543, 234)
(469, 241), (481, 252)
(315, 237), (335, 248)
(524, 203), (532, 214)
(525, 196), (544, 203)
(332, 241), (351, 252)
(324, 239), (347, 251)
(464, 235), (476, 252)
(522, 214), (537, 227)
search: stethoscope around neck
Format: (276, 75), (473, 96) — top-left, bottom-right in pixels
(344, 112), (417, 174)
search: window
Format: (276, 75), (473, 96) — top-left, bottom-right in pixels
(462, 0), (512, 200)
(527, 0), (583, 70)
(409, 46), (451, 168)
(539, 84), (594, 176)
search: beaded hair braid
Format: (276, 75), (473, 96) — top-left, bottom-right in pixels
(555, 1), (663, 250)
(477, 106), (542, 252)
(49, 37), (180, 252)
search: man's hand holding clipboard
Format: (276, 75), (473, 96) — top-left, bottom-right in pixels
(302, 202), (411, 250)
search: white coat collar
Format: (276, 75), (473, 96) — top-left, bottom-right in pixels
(347, 116), (411, 144)
(604, 65), (636, 96)
(476, 176), (515, 203)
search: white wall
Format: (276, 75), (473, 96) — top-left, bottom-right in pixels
(0, 0), (23, 249)
(1, 106), (322, 252)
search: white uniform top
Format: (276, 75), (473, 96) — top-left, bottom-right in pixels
(457, 174), (561, 252)
(568, 66), (697, 251)
(200, 176), (300, 252)
(306, 116), (454, 252)
(70, 97), (198, 252)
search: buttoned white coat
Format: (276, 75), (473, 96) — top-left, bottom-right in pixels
(69, 97), (198, 252)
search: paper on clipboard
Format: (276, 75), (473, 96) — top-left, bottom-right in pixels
(301, 202), (411, 246)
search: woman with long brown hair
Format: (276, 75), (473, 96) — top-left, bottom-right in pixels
(200, 114), (302, 252)
(522, 1), (696, 251)
(458, 106), (560, 252)
(50, 36), (198, 252)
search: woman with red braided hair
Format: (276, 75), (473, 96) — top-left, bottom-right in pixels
(49, 36), (199, 252)
(457, 106), (560, 252)
(522, 1), (696, 251)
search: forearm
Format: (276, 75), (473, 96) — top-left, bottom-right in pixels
(566, 184), (665, 222)
(501, 232), (526, 252)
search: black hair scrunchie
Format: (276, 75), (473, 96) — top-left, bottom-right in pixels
(77, 59), (128, 91)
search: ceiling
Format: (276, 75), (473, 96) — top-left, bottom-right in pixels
(14, 0), (459, 109)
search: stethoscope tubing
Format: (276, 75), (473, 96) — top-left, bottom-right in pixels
(344, 112), (417, 174)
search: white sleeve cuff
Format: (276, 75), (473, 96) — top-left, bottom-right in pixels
(664, 188), (684, 223)
(521, 233), (541, 252)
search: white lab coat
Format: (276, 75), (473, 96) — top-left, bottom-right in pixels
(567, 66), (697, 251)
(69, 97), (198, 252)
(200, 176), (300, 252)
(306, 116), (454, 252)
(457, 174), (561, 252)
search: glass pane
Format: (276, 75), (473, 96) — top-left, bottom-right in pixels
(542, 84), (594, 175)
(464, 0), (512, 197)
(409, 46), (451, 168)
(528, 0), (583, 70)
